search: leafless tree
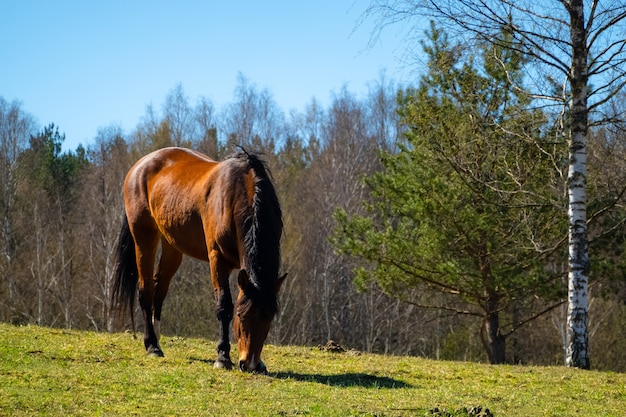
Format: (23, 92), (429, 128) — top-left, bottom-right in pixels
(0, 98), (36, 318)
(221, 73), (285, 153)
(194, 96), (222, 158)
(163, 83), (194, 147)
(302, 87), (379, 345)
(365, 71), (403, 152)
(80, 126), (131, 331)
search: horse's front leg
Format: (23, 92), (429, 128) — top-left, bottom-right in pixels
(214, 286), (234, 369)
(210, 251), (234, 369)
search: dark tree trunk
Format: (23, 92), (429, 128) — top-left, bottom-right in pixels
(482, 298), (506, 364)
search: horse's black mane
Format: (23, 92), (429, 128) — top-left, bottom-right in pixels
(229, 149), (283, 318)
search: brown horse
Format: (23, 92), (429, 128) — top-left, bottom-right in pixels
(112, 147), (285, 373)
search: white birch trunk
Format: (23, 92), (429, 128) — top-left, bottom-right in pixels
(565, 0), (590, 369)
(565, 128), (589, 369)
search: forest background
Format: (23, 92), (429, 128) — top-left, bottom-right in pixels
(2, 21), (626, 371)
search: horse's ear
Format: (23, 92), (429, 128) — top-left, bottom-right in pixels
(275, 273), (287, 293)
(238, 269), (250, 291)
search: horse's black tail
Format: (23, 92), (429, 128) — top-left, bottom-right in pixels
(111, 213), (137, 331)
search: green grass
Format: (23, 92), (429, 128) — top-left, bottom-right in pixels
(1, 323), (625, 416)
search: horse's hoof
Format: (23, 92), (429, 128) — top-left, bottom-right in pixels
(147, 347), (164, 357)
(239, 360), (268, 374)
(254, 362), (268, 375)
(214, 359), (233, 370)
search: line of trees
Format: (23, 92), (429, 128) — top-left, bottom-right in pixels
(2, 19), (626, 370)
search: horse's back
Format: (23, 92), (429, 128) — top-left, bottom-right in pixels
(124, 147), (221, 260)
(125, 147), (218, 210)
(127, 147), (216, 181)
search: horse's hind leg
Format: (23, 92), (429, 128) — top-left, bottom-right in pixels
(152, 238), (183, 351)
(133, 226), (163, 357)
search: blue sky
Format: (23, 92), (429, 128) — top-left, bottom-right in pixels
(1, 1), (413, 151)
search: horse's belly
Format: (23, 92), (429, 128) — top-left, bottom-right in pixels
(158, 213), (209, 261)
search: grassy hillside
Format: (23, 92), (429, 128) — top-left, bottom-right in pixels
(1, 323), (624, 416)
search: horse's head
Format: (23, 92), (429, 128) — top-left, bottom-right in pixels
(233, 269), (286, 373)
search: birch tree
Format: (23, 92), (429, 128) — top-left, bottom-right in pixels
(364, 0), (626, 369)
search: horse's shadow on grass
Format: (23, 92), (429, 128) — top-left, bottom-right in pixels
(187, 357), (410, 388)
(271, 371), (411, 388)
